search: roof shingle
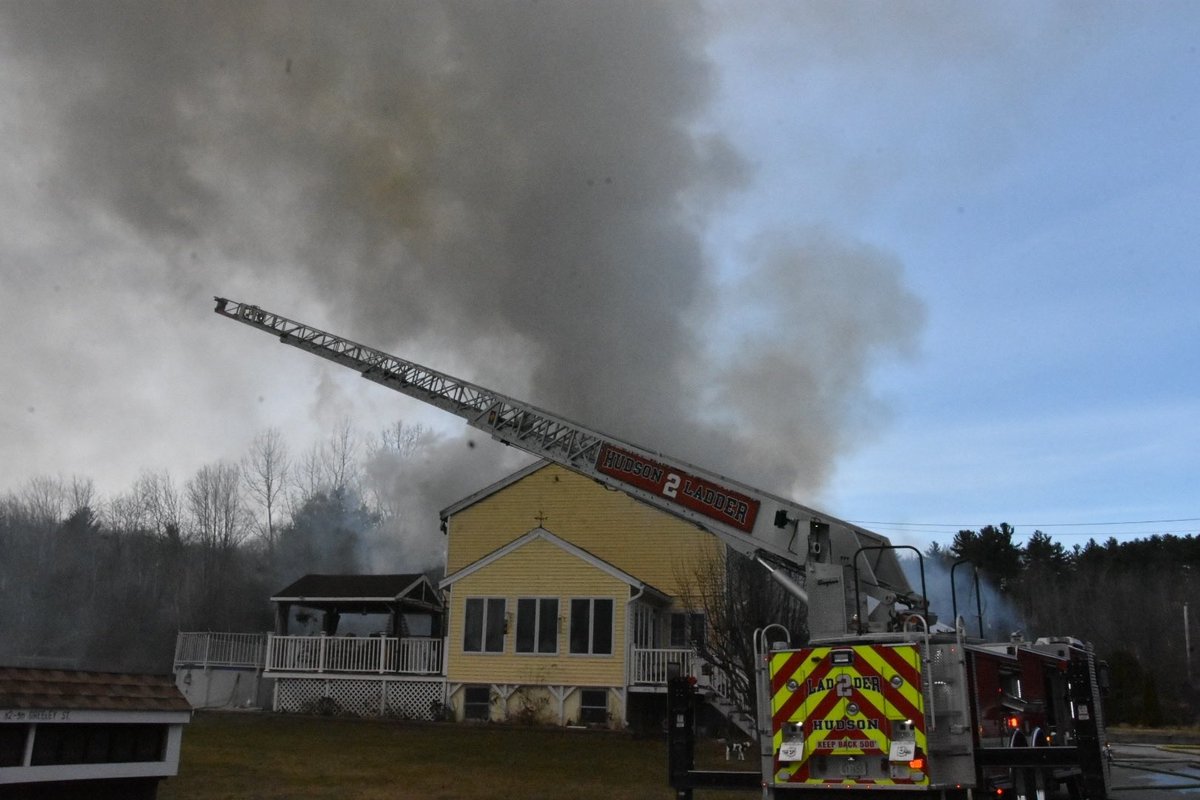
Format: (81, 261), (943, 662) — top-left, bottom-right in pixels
(271, 573), (427, 601)
(0, 667), (191, 712)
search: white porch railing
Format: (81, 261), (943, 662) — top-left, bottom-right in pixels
(629, 647), (743, 696)
(265, 634), (442, 675)
(174, 632), (267, 670)
(630, 647), (756, 738)
(630, 647), (696, 685)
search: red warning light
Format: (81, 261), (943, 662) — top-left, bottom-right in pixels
(1005, 715), (1020, 730)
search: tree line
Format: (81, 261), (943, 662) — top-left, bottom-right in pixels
(0, 422), (431, 674)
(3, 430), (1193, 726)
(927, 524), (1200, 725)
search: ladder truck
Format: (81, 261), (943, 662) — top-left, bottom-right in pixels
(213, 297), (1110, 800)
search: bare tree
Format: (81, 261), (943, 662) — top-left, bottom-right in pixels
(324, 418), (359, 494)
(21, 475), (67, 531)
(366, 420), (426, 459)
(675, 547), (807, 720)
(135, 469), (185, 542)
(67, 476), (95, 515)
(293, 444), (326, 511)
(105, 490), (145, 534)
(362, 420), (427, 518)
(242, 427), (291, 552)
(186, 461), (248, 552)
(290, 419), (360, 512)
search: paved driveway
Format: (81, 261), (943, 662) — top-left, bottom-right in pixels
(1109, 742), (1200, 800)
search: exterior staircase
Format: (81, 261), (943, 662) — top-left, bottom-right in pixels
(696, 665), (757, 740)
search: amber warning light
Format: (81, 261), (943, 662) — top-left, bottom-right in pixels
(831, 650), (855, 666)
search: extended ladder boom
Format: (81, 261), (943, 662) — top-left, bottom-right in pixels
(214, 297), (921, 633)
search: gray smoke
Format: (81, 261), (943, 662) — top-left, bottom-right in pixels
(360, 425), (528, 572)
(913, 555), (1027, 641)
(1, 1), (923, 570)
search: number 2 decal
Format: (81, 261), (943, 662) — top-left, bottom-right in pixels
(663, 473), (681, 498)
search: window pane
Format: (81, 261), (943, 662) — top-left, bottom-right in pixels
(569, 598), (590, 654)
(580, 689), (607, 724)
(516, 598), (536, 653)
(592, 599), (613, 655)
(464, 598), (483, 652)
(484, 598), (506, 653)
(538, 599), (559, 653)
(464, 686), (490, 721)
(670, 613), (686, 647)
(690, 613), (706, 649)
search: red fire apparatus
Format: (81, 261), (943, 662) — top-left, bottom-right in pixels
(213, 297), (1109, 800)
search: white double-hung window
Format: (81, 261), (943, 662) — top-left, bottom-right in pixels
(568, 598), (613, 655)
(516, 597), (559, 654)
(463, 597), (506, 653)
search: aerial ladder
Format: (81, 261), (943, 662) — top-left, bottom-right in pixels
(213, 297), (1109, 800)
(212, 297), (923, 638)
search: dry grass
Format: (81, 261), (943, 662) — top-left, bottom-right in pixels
(159, 711), (756, 800)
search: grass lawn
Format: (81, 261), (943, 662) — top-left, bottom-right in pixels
(160, 712), (758, 800)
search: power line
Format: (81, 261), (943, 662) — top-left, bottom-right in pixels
(870, 528), (1199, 540)
(853, 519), (1200, 542)
(849, 517), (1200, 529)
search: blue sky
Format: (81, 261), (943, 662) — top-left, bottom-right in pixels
(0, 2), (1195, 557)
(702, 5), (1200, 547)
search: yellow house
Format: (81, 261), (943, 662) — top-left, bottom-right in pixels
(438, 461), (726, 729)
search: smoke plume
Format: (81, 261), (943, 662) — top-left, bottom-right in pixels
(0, 1), (922, 571)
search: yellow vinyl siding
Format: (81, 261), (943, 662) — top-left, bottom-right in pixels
(446, 464), (722, 597)
(445, 537), (628, 686)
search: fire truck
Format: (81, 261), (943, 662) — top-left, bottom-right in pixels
(213, 297), (1110, 800)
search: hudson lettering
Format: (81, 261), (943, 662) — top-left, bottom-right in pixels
(807, 674), (881, 695)
(594, 444), (760, 533)
(810, 718), (881, 732)
(601, 449), (665, 484)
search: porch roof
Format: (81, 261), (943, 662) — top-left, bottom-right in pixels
(271, 573), (442, 609)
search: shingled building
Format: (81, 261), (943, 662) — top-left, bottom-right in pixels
(0, 667), (191, 799)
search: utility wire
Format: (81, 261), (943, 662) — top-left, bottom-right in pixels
(849, 517), (1200, 528)
(869, 528), (1199, 540)
(854, 515), (1200, 542)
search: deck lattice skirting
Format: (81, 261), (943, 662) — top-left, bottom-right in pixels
(272, 676), (446, 719)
